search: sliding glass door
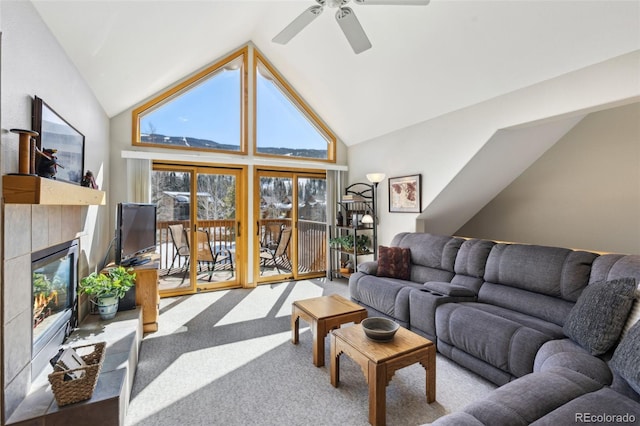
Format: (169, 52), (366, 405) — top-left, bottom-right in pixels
(255, 170), (327, 284)
(153, 163), (245, 296)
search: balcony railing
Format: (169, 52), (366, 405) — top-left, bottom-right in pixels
(157, 219), (326, 276)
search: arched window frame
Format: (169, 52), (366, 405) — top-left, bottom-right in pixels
(253, 50), (336, 163)
(131, 46), (248, 155)
(130, 44), (336, 163)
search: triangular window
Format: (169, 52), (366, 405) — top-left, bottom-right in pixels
(133, 48), (246, 153)
(131, 45), (335, 163)
(255, 53), (335, 162)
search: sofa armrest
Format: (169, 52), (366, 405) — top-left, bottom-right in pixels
(423, 281), (477, 297)
(357, 261), (378, 275)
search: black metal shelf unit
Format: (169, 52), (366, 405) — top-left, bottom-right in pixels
(330, 182), (378, 279)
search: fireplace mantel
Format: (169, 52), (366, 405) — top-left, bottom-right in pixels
(3, 175), (105, 205)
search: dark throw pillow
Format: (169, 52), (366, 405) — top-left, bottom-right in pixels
(611, 319), (640, 395)
(563, 277), (637, 355)
(377, 246), (411, 280)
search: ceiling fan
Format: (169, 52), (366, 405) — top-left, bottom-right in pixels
(272, 0), (430, 54)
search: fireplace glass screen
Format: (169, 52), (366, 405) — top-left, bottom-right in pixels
(33, 258), (72, 340)
(31, 240), (77, 363)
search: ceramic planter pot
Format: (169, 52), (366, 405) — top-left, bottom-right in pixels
(96, 295), (119, 320)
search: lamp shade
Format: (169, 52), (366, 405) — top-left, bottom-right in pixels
(361, 214), (374, 224)
(366, 173), (385, 184)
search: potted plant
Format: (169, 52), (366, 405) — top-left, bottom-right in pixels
(330, 234), (371, 253)
(329, 235), (351, 251)
(79, 266), (136, 320)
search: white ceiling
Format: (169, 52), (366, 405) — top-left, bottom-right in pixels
(31, 0), (640, 146)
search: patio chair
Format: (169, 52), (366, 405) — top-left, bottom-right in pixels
(259, 225), (292, 275)
(194, 229), (234, 281)
(167, 224), (190, 280)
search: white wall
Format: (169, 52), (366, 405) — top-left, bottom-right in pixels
(0, 1), (110, 419)
(457, 102), (640, 254)
(1, 0), (111, 266)
(347, 51), (640, 248)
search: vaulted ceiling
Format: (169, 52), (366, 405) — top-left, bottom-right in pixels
(31, 0), (640, 146)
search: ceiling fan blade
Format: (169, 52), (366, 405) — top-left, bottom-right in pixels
(354, 0), (430, 5)
(272, 5), (324, 44)
(335, 7), (372, 54)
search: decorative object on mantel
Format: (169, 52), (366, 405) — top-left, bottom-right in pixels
(9, 128), (39, 175)
(35, 147), (63, 179)
(389, 173), (422, 213)
(79, 266), (136, 320)
(81, 170), (98, 189)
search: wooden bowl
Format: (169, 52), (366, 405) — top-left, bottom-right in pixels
(361, 317), (399, 342)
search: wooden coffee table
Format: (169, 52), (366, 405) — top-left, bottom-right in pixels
(330, 324), (436, 426)
(291, 294), (367, 367)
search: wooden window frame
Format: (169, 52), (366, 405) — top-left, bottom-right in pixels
(253, 50), (336, 163)
(132, 46), (249, 155)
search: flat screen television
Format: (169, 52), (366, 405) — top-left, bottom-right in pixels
(115, 203), (157, 267)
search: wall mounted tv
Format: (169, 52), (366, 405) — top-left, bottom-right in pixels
(116, 203), (157, 267)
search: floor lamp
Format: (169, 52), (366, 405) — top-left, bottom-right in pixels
(365, 172), (385, 259)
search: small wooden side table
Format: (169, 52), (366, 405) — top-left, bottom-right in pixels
(291, 294), (367, 367)
(331, 324), (436, 426)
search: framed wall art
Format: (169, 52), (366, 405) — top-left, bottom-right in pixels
(389, 174), (422, 213)
(32, 96), (85, 185)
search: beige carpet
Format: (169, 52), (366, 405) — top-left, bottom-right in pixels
(125, 279), (496, 425)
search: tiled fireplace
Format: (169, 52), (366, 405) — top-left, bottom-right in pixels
(3, 204), (88, 421)
(31, 240), (79, 382)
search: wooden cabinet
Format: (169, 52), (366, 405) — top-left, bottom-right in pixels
(132, 262), (159, 332)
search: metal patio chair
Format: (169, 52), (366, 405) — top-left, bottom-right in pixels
(259, 225), (292, 275)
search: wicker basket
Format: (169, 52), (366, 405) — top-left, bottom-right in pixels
(48, 341), (106, 406)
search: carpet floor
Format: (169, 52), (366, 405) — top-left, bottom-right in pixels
(125, 278), (496, 426)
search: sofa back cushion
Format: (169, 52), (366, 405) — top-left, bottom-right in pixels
(589, 254), (640, 284)
(483, 244), (597, 300)
(450, 238), (496, 293)
(479, 243), (598, 324)
(390, 233), (463, 283)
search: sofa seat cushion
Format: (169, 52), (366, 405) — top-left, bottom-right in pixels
(459, 367), (604, 426)
(534, 339), (612, 385)
(530, 387), (640, 426)
(349, 273), (422, 322)
(436, 303), (562, 378)
(460, 302), (565, 337)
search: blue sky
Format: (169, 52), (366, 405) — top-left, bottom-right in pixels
(140, 68), (327, 150)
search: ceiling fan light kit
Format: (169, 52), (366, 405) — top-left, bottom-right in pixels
(272, 0), (430, 54)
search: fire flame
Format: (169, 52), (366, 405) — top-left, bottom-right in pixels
(33, 290), (58, 328)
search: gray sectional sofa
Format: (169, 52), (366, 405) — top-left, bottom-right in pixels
(349, 232), (640, 425)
